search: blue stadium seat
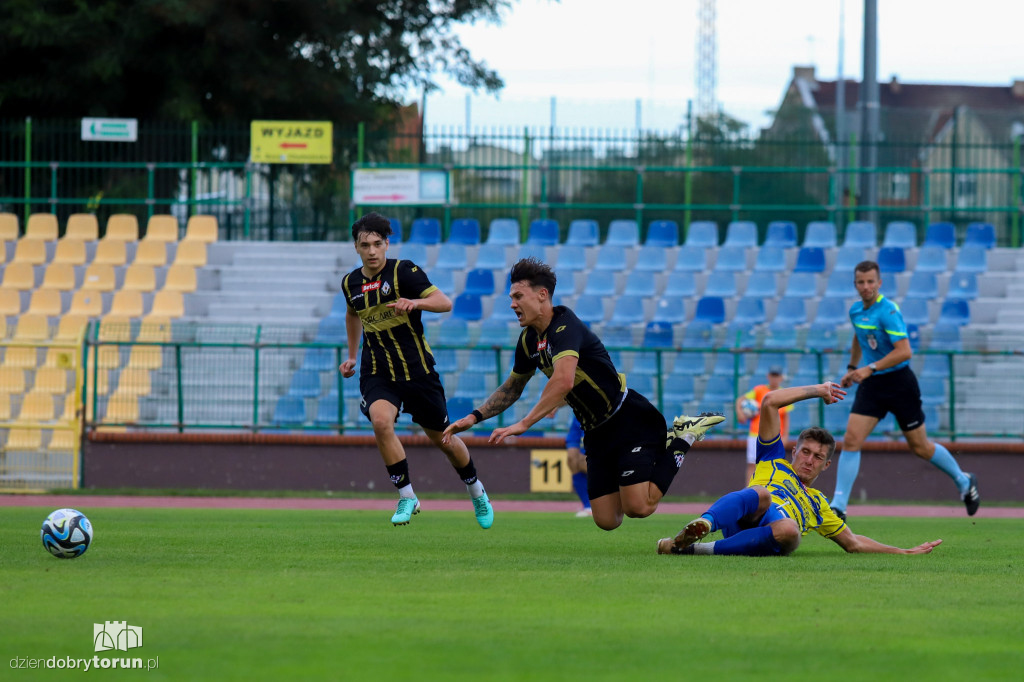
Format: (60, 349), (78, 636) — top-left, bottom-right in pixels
(627, 374), (657, 396)
(451, 293), (483, 321)
(645, 220), (680, 247)
(901, 298), (931, 326)
(824, 402), (851, 433)
(623, 271), (657, 297)
(663, 374), (696, 404)
(475, 243), (507, 270)
(454, 372), (490, 400)
(915, 245), (949, 273)
(805, 321), (841, 352)
(602, 324), (633, 348)
(920, 355), (949, 378)
(438, 318), (472, 346)
(595, 245), (628, 271)
(314, 395), (342, 428)
(713, 246), (747, 272)
(466, 348), (500, 374)
(409, 218), (441, 244)
(744, 272), (778, 298)
(527, 219), (559, 245)
(928, 323), (962, 352)
(724, 221), (758, 247)
(712, 352), (740, 376)
(946, 273), (977, 300)
(397, 242), (428, 267)
(448, 218), (481, 244)
(814, 297), (848, 326)
(824, 271), (849, 297)
(446, 397), (476, 428)
(583, 271), (615, 296)
(273, 395), (307, 425)
(723, 321), (757, 349)
(754, 246), (786, 272)
(432, 348), (459, 373)
(906, 272), (938, 299)
(704, 271), (737, 297)
(574, 295), (605, 325)
(664, 271), (697, 297)
(301, 347), (337, 372)
(316, 313), (346, 341)
(606, 219), (640, 246)
(463, 268), (496, 296)
(923, 222), (955, 249)
(486, 218), (520, 245)
(633, 245), (667, 272)
(843, 221), (877, 247)
(906, 323), (921, 352)
(803, 221), (837, 248)
(477, 318), (516, 347)
(703, 375), (736, 404)
(833, 245), (866, 272)
(883, 221), (917, 248)
(642, 321), (674, 348)
(517, 242), (547, 262)
(673, 245), (708, 272)
(566, 219), (599, 246)
(435, 242), (467, 270)
(694, 297), (725, 324)
(288, 369), (322, 398)
(764, 221), (797, 248)
(430, 268), (456, 296)
(954, 245), (987, 274)
(652, 296), (686, 324)
(763, 322), (799, 350)
(793, 246), (826, 273)
(682, 320), (715, 347)
(796, 353), (824, 380)
(684, 221), (719, 247)
(556, 245), (587, 272)
(783, 272), (818, 298)
(774, 297), (808, 326)
(877, 246), (906, 273)
(964, 222), (995, 249)
(387, 218), (403, 243)
(754, 353), (788, 376)
(938, 298), (970, 326)
(671, 351), (706, 376)
(733, 297), (766, 326)
(611, 298), (645, 325)
(918, 375), (947, 406)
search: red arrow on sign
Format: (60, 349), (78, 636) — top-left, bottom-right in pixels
(279, 142), (308, 149)
(363, 194), (406, 201)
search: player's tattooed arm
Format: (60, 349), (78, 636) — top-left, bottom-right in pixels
(478, 373), (531, 419)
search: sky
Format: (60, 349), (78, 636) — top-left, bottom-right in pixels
(423, 0), (1024, 133)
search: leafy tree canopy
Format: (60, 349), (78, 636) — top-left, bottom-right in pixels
(0, 0), (512, 125)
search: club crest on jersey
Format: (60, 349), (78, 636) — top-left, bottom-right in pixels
(381, 281), (391, 295)
(362, 281), (381, 293)
(866, 332), (878, 350)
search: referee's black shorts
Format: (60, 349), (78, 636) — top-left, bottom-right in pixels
(850, 365), (926, 431)
(359, 372), (450, 432)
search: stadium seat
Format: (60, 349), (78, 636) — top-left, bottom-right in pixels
(753, 246), (786, 273)
(946, 273), (977, 300)
(556, 245), (587, 272)
(93, 240), (128, 266)
(104, 214), (139, 241)
(774, 297), (808, 326)
(805, 321), (842, 351)
(793, 246), (826, 273)
(55, 313), (89, 342)
(108, 290), (144, 318)
(516, 243), (547, 263)
(906, 272), (938, 299)
(434, 242), (467, 270)
(623, 271), (657, 297)
(923, 222), (956, 249)
(833, 245), (866, 272)
(681, 320), (715, 347)
(122, 264), (157, 292)
(150, 290), (184, 318)
(300, 348), (336, 372)
(744, 271), (777, 298)
(0, 287), (23, 316)
(763, 322), (799, 350)
(583, 271), (615, 296)
(463, 268), (496, 296)
(477, 319), (516, 347)
(723, 321), (756, 349)
(920, 355), (949, 378)
(314, 395), (342, 427)
(273, 395), (307, 425)
(164, 264), (197, 292)
(711, 352), (739, 376)
(602, 324), (633, 348)
(474, 244), (507, 270)
(7, 427), (43, 449)
(53, 239), (86, 265)
(286, 369), (322, 398)
(566, 219), (599, 246)
(954, 245), (987, 274)
(645, 220), (679, 247)
(663, 374), (696, 404)
(13, 238), (47, 265)
(26, 213), (58, 240)
(69, 290), (104, 316)
(703, 375), (736, 404)
(915, 246), (948, 273)
(664, 271), (697, 297)
(114, 367), (152, 396)
(454, 371), (490, 400)
(704, 271), (737, 297)
(27, 289), (62, 316)
(938, 299), (970, 326)
(144, 215), (179, 242)
(671, 351), (706, 376)
(173, 240), (207, 266)
(14, 312), (50, 339)
(883, 221), (917, 248)
(451, 293), (483, 321)
(814, 297), (848, 326)
(526, 219), (559, 245)
(918, 375), (947, 406)
(877, 246), (906, 273)
(733, 297), (765, 326)
(673, 245), (707, 272)
(802, 221), (837, 248)
(486, 218), (520, 245)
(448, 218), (481, 245)
(387, 217), (403, 243)
(466, 348), (501, 374)
(594, 245), (627, 271)
(103, 393), (139, 424)
(783, 272), (818, 298)
(843, 221), (877, 247)
(397, 242), (427, 266)
(764, 221), (797, 248)
(437, 318), (470, 346)
(964, 222), (995, 249)
(652, 297), (686, 325)
(0, 212), (19, 240)
(633, 245), (667, 272)
(409, 218), (441, 244)
(184, 215), (218, 243)
(713, 246), (747, 272)
(901, 298), (931, 326)
(693, 297), (725, 324)
(723, 221), (758, 247)
(610, 298), (645, 325)
(605, 219), (639, 246)
(642, 321), (674, 348)
(928, 323), (962, 352)
(574, 295), (605, 325)
(684, 221), (718, 247)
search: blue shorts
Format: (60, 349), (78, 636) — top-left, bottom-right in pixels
(720, 502), (787, 539)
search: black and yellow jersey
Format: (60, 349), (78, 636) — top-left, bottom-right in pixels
(341, 258), (439, 381)
(511, 306), (626, 431)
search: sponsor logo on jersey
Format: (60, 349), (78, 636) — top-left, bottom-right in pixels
(362, 281), (381, 293)
(537, 340), (548, 351)
(555, 325), (566, 333)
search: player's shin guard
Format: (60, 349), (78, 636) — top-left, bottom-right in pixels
(710, 525), (783, 556)
(704, 487), (761, 532)
(830, 450), (861, 512)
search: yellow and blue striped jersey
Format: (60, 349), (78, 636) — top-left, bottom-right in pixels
(849, 294), (910, 374)
(751, 435), (847, 539)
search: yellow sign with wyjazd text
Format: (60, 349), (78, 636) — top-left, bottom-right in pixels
(250, 120), (333, 164)
(529, 449), (572, 493)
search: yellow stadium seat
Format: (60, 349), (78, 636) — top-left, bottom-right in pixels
(0, 366), (27, 392)
(163, 264), (197, 292)
(0, 315), (6, 339)
(1, 262), (36, 290)
(115, 367), (151, 396)
(61, 393), (81, 422)
(93, 346), (122, 370)
(64, 213), (99, 241)
(13, 238), (48, 265)
(150, 290), (184, 318)
(108, 291), (144, 318)
(122, 264), (156, 292)
(18, 391), (56, 422)
(103, 393), (139, 423)
(130, 316), (171, 369)
(0, 213), (19, 240)
(0, 393), (10, 420)
(48, 429), (78, 451)
(14, 312), (50, 340)
(128, 344), (163, 370)
(80, 263), (116, 291)
(104, 214), (139, 241)
(133, 240), (167, 266)
(3, 347), (38, 369)
(92, 239), (127, 266)
(53, 238), (87, 265)
(6, 427), (42, 450)
(173, 240), (207, 267)
(27, 289), (63, 317)
(97, 315), (132, 341)
(69, 290), (105, 316)
(137, 315), (172, 341)
(32, 366), (70, 393)
(26, 213), (58, 240)
(184, 215), (219, 242)
(54, 314), (88, 341)
(42, 262), (77, 290)
(0, 287), (23, 315)
(43, 347), (78, 369)
(144, 215), (179, 242)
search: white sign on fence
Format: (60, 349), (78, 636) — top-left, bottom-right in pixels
(352, 169), (447, 205)
(81, 118), (138, 142)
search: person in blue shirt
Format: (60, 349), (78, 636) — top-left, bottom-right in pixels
(831, 260), (979, 520)
(565, 415), (591, 517)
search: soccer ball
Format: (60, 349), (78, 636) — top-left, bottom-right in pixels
(41, 508), (93, 559)
(740, 398), (759, 419)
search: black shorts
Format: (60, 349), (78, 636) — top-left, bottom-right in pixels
(584, 390), (668, 499)
(359, 372), (450, 432)
(850, 365), (926, 431)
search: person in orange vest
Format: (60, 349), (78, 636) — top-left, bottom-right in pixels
(735, 366), (791, 484)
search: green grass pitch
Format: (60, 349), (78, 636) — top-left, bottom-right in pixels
(2, 506), (1022, 681)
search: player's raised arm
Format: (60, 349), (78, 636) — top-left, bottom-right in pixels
(489, 354), (577, 444)
(758, 383), (846, 442)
